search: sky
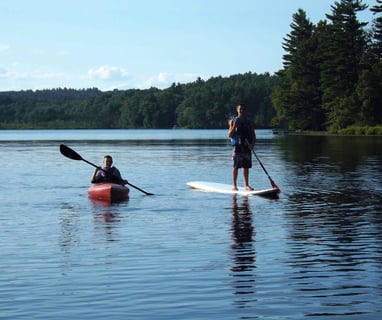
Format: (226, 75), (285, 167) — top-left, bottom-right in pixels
(0, 0), (376, 92)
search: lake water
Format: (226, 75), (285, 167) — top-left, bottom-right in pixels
(1, 129), (382, 320)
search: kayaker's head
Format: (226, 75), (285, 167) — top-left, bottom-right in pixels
(103, 155), (113, 169)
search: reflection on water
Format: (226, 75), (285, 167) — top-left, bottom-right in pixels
(230, 195), (256, 308)
(91, 200), (129, 243)
(2, 130), (382, 319)
(59, 203), (81, 251)
(283, 202), (382, 317)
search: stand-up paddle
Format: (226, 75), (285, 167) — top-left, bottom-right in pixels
(243, 138), (280, 192)
(59, 144), (154, 196)
(252, 150), (280, 192)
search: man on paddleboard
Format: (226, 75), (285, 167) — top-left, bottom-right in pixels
(228, 103), (256, 191)
(91, 155), (128, 185)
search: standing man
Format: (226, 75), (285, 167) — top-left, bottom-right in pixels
(228, 103), (256, 191)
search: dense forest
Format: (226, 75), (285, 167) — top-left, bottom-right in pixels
(0, 0), (381, 132)
(0, 73), (278, 129)
(273, 0), (382, 133)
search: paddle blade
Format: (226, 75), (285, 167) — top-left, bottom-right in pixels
(59, 144), (83, 161)
(269, 178), (281, 192)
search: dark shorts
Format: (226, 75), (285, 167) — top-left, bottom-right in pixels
(232, 145), (252, 168)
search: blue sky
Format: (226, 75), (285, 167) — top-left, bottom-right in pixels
(0, 0), (376, 91)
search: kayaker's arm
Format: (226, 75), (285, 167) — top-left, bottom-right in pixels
(91, 166), (128, 185)
(111, 168), (128, 185)
(91, 167), (102, 183)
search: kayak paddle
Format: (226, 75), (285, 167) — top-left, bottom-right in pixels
(59, 144), (154, 196)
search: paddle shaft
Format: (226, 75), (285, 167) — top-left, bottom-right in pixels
(252, 152), (270, 177)
(59, 144), (154, 195)
(126, 182), (154, 196)
(83, 158), (99, 169)
(241, 140), (279, 190)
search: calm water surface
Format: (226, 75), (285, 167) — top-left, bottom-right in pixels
(1, 129), (382, 319)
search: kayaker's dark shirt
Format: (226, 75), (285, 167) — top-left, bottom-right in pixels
(93, 167), (123, 184)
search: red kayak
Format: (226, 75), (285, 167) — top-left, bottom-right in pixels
(88, 183), (129, 202)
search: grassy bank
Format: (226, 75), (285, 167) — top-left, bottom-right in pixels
(338, 125), (382, 135)
(273, 126), (382, 136)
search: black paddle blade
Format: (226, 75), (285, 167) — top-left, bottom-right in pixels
(59, 144), (83, 161)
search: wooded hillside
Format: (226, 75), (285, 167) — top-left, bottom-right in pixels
(0, 73), (278, 129)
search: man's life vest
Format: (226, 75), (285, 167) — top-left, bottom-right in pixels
(230, 117), (253, 146)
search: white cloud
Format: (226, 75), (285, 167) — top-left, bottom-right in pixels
(142, 72), (201, 89)
(0, 67), (69, 81)
(0, 67), (25, 80)
(0, 65), (74, 91)
(99, 72), (204, 91)
(0, 64), (205, 91)
(87, 65), (129, 80)
(0, 67), (8, 77)
(0, 44), (10, 53)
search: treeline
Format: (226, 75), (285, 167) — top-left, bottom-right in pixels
(272, 0), (382, 132)
(0, 73), (278, 129)
(0, 88), (102, 102)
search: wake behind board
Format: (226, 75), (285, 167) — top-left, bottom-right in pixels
(187, 181), (280, 198)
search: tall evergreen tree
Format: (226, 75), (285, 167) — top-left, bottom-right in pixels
(320, 0), (368, 131)
(356, 0), (382, 125)
(370, 0), (382, 59)
(272, 9), (323, 130)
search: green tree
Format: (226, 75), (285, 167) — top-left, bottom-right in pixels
(356, 0), (382, 125)
(272, 9), (323, 130)
(156, 83), (184, 128)
(357, 61), (382, 124)
(320, 0), (368, 131)
(1, 74), (279, 129)
(370, 0), (382, 59)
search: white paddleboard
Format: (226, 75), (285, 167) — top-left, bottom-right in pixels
(187, 181), (280, 197)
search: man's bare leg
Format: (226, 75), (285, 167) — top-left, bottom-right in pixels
(243, 168), (253, 190)
(232, 168), (238, 190)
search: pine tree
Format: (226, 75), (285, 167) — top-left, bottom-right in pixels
(370, 0), (382, 59)
(320, 0), (368, 131)
(272, 9), (323, 130)
(356, 0), (382, 125)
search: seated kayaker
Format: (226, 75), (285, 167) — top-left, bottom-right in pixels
(91, 155), (128, 185)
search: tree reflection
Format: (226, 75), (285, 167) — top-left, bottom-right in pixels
(230, 195), (256, 307)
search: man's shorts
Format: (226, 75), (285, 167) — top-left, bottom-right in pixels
(232, 145), (252, 168)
